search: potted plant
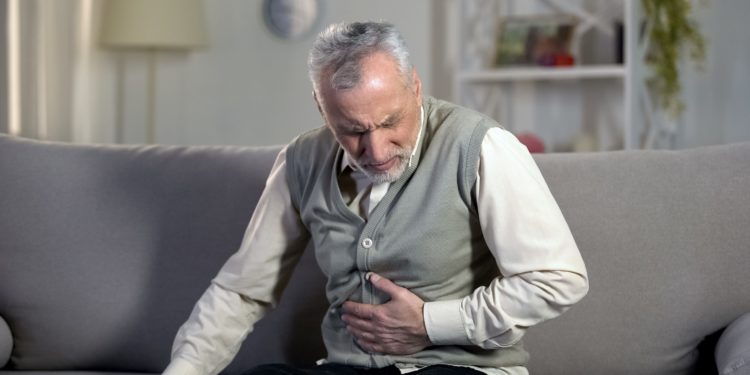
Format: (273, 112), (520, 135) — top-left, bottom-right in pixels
(642, 0), (707, 119)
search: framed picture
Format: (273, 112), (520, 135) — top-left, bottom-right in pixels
(494, 15), (578, 67)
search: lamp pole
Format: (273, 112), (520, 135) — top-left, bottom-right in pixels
(100, 0), (208, 144)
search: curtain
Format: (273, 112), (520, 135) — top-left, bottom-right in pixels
(6, 0), (116, 143)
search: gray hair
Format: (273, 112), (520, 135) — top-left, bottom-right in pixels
(307, 21), (413, 93)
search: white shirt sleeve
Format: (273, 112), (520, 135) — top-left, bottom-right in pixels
(165, 146), (310, 375)
(423, 127), (589, 348)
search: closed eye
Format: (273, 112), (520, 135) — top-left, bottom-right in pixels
(380, 121), (396, 129)
(380, 112), (404, 129)
(350, 127), (369, 135)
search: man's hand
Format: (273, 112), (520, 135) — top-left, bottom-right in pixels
(341, 272), (432, 355)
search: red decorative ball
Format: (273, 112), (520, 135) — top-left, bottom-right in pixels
(554, 53), (575, 66)
(516, 132), (545, 153)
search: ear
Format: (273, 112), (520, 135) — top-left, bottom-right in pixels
(313, 90), (325, 119)
(411, 69), (422, 103)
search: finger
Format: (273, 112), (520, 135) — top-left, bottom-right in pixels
(341, 313), (374, 332)
(367, 272), (405, 299)
(342, 300), (375, 320)
(346, 324), (377, 342)
(356, 337), (384, 354)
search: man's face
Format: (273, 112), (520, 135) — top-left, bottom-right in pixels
(316, 52), (422, 184)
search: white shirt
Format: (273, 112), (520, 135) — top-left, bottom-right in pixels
(164, 124), (588, 375)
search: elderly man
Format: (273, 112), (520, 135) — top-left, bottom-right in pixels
(164, 21), (588, 375)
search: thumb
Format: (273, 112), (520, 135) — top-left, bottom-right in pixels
(367, 272), (404, 299)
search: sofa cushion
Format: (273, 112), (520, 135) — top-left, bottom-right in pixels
(0, 135), (300, 372)
(716, 313), (750, 375)
(524, 143), (750, 374)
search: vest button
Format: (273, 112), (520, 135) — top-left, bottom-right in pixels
(362, 238), (373, 249)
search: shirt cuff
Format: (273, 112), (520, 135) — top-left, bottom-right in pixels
(423, 299), (472, 346)
(163, 357), (203, 375)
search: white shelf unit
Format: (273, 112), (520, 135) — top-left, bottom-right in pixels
(454, 0), (651, 152)
(458, 65), (627, 81)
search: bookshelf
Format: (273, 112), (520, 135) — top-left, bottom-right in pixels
(454, 0), (650, 152)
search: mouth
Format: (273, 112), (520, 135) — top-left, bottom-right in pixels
(365, 157), (398, 172)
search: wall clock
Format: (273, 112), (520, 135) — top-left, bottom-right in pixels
(263, 0), (321, 40)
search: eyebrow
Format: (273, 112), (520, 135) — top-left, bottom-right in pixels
(381, 112), (403, 125)
(337, 111), (404, 132)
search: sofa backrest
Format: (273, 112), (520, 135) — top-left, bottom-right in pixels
(0, 134), (317, 373)
(526, 143), (750, 374)
(2, 134), (749, 374)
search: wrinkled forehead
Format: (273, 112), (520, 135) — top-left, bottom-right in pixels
(320, 52), (409, 95)
(320, 66), (411, 119)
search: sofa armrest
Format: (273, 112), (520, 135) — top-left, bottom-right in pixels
(717, 313), (750, 375)
(0, 315), (11, 368)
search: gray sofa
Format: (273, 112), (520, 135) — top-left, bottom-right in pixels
(1, 133), (749, 375)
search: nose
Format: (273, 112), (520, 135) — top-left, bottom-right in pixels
(361, 131), (388, 163)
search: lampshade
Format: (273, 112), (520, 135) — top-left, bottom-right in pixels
(100, 0), (208, 49)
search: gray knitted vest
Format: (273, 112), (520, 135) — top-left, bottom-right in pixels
(286, 97), (528, 368)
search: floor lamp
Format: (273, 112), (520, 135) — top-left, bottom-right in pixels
(100, 0), (208, 144)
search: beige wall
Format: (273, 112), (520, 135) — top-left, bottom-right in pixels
(117, 0), (433, 146)
(87, 0), (750, 148)
(679, 0), (750, 148)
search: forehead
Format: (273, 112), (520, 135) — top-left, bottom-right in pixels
(319, 53), (411, 124)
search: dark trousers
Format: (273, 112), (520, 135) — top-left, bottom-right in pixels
(241, 363), (484, 375)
